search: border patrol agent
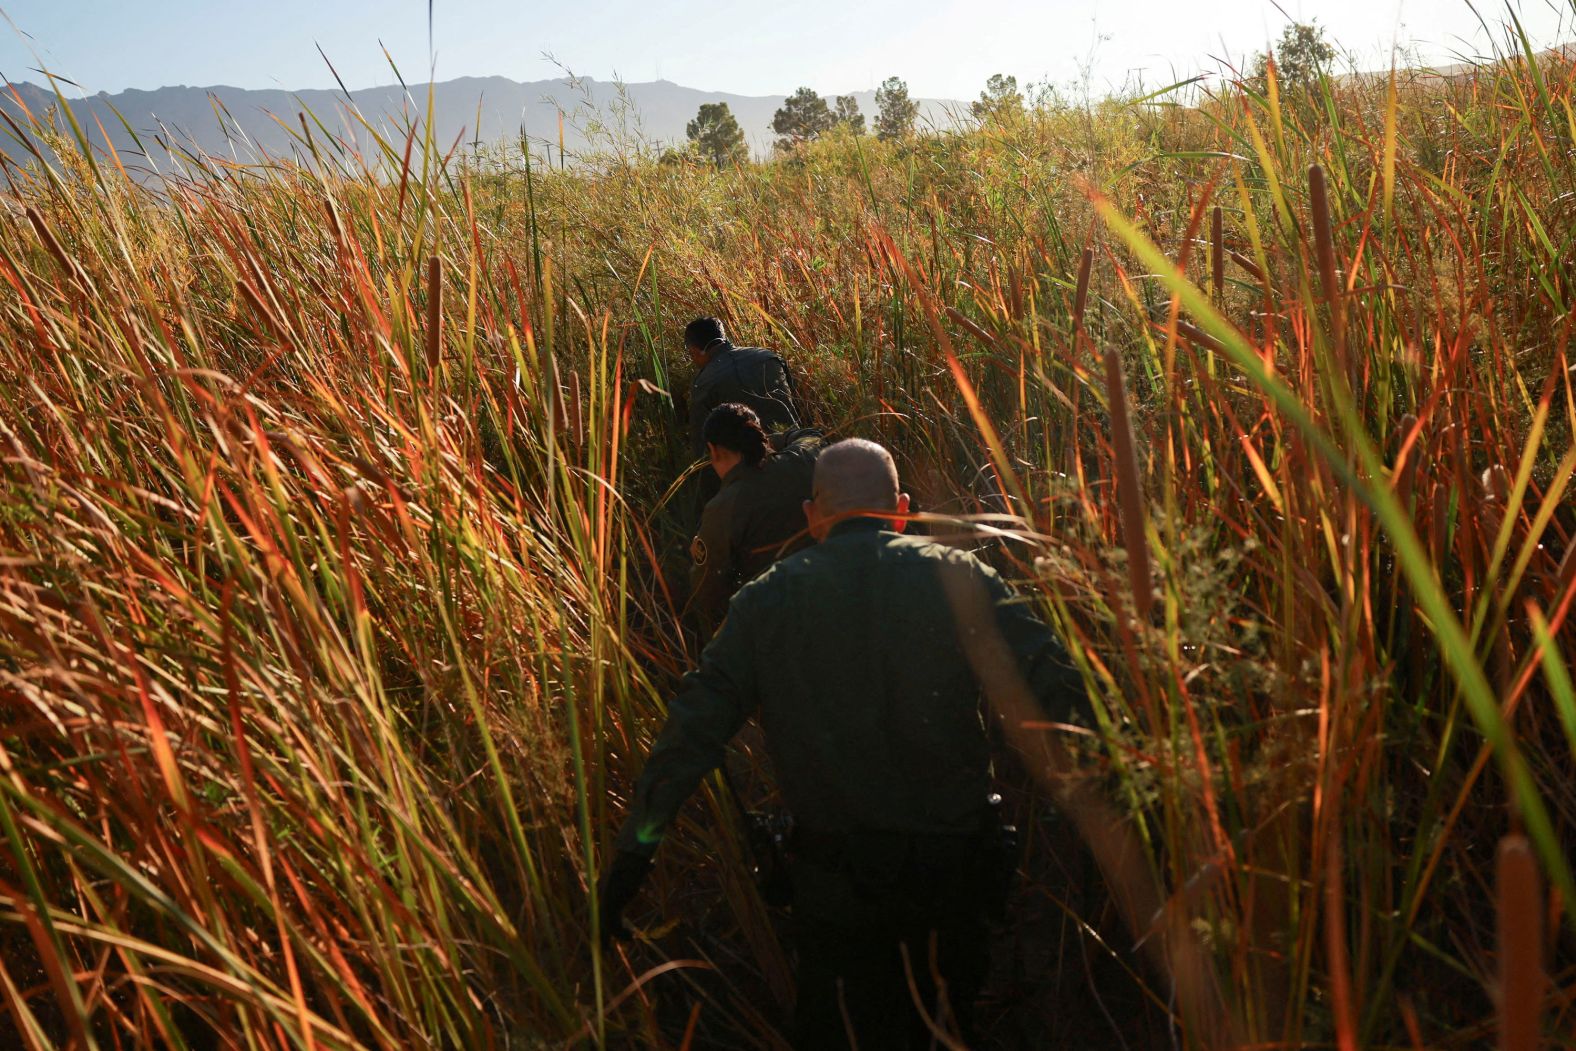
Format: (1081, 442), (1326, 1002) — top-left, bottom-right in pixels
(600, 439), (1092, 1050)
(683, 317), (801, 461)
(689, 403), (824, 633)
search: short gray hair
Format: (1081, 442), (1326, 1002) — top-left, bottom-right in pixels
(812, 439), (900, 516)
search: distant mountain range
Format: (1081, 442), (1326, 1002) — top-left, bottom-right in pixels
(0, 76), (968, 172)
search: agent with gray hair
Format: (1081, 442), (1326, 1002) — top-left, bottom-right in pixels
(600, 438), (1092, 1049)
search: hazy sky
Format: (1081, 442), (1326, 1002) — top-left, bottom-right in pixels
(1, 0), (1570, 100)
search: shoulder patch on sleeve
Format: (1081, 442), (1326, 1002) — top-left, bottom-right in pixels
(690, 536), (707, 566)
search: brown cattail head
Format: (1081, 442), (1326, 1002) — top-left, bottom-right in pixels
(1073, 246), (1094, 345)
(1390, 413), (1419, 458)
(1392, 413), (1420, 505)
(1431, 481), (1451, 561)
(1496, 835), (1544, 1051)
(1481, 464), (1511, 561)
(1174, 319), (1225, 356)
(426, 255), (443, 379)
(342, 484), (369, 515)
(1103, 347), (1152, 623)
(1211, 204), (1224, 303)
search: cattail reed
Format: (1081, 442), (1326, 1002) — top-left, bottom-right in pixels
(1392, 414), (1422, 548)
(1104, 347), (1151, 622)
(1211, 204), (1224, 303)
(1496, 835), (1544, 1051)
(1072, 245), (1093, 347)
(426, 254), (443, 379)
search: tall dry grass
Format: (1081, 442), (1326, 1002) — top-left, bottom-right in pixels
(0, 23), (1573, 1049)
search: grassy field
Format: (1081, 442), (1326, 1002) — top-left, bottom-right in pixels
(0, 21), (1574, 1049)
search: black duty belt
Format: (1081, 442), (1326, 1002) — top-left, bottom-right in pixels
(791, 826), (981, 869)
(785, 798), (1019, 919)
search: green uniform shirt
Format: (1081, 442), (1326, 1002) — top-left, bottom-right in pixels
(689, 428), (824, 630)
(616, 520), (1090, 858)
(687, 344), (800, 458)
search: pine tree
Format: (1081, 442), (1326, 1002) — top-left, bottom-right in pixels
(971, 74), (1024, 123)
(1251, 21), (1337, 95)
(874, 76), (918, 141)
(833, 95), (865, 134)
(686, 102), (748, 168)
(771, 87), (835, 152)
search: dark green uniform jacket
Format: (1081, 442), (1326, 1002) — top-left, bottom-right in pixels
(689, 428), (824, 630)
(616, 519), (1090, 858)
(687, 343), (800, 458)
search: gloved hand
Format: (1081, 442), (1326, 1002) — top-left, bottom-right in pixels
(597, 850), (653, 949)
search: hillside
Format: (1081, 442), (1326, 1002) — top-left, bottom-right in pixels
(0, 74), (964, 170)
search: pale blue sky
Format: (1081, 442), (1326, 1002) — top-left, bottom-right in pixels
(1, 0), (1570, 100)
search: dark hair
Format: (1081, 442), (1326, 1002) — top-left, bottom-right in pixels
(703, 403), (770, 467)
(684, 316), (728, 352)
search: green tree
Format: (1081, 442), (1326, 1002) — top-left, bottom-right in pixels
(833, 95), (865, 134)
(686, 101), (748, 168)
(1252, 21), (1337, 94)
(971, 73), (1024, 123)
(772, 87), (835, 151)
(874, 76), (918, 140)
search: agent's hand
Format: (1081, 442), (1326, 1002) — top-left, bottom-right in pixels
(597, 850), (653, 949)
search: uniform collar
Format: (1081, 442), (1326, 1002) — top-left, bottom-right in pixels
(719, 460), (754, 489)
(826, 517), (891, 538)
(696, 342), (736, 375)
